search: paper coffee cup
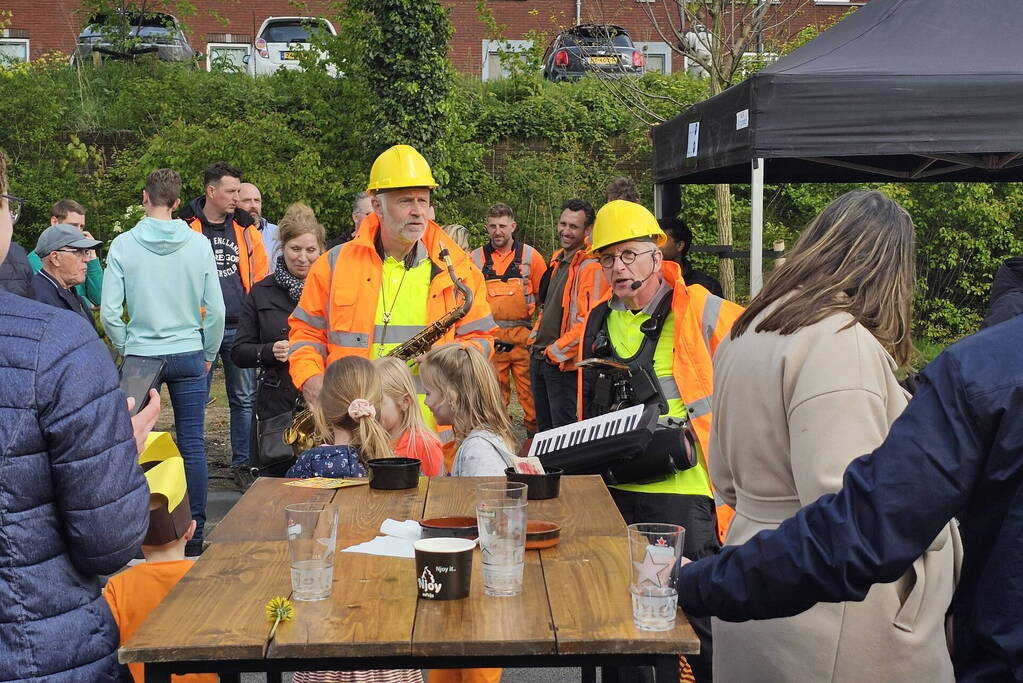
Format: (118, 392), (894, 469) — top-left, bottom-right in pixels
(414, 537), (475, 600)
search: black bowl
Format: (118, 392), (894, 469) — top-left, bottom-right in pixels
(366, 457), (421, 490)
(419, 516), (479, 540)
(505, 467), (564, 500)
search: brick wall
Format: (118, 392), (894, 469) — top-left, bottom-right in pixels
(4, 0), (862, 75)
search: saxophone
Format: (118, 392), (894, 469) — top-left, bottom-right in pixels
(385, 247), (473, 361)
(284, 248), (473, 454)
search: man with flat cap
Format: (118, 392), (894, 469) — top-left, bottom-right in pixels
(32, 223), (102, 331)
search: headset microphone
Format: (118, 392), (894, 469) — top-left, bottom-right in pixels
(630, 279), (644, 291)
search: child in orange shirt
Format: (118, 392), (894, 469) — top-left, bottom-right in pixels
(375, 356), (444, 476)
(103, 443), (216, 683)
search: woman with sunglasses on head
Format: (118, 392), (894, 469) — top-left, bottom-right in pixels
(706, 190), (960, 682)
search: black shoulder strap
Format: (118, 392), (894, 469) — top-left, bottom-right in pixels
(480, 243), (497, 280)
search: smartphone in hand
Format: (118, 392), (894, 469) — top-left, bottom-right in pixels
(118, 355), (166, 416)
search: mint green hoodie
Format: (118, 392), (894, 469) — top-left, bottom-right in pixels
(101, 216), (225, 361)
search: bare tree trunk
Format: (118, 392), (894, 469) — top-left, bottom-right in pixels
(714, 182), (735, 300)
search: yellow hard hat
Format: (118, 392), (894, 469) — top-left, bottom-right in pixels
(366, 144), (439, 194)
(590, 200), (667, 253)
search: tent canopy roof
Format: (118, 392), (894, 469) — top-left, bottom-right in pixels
(652, 0), (1023, 185)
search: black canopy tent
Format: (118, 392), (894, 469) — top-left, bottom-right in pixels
(651, 0), (1023, 293)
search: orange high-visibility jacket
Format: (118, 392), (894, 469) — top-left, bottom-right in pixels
(183, 211), (269, 294)
(527, 243), (609, 373)
(579, 260), (743, 541)
(288, 214), (497, 390)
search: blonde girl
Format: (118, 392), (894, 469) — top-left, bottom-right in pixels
(419, 344), (517, 476)
(288, 356), (423, 683)
(374, 357), (444, 476)
(285, 356), (392, 479)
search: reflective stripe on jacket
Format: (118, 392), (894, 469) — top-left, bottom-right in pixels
(528, 243), (609, 372)
(579, 260), (743, 540)
(288, 213), (497, 391)
(184, 215), (268, 293)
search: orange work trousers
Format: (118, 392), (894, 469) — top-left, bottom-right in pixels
(429, 669), (502, 683)
(492, 325), (534, 434)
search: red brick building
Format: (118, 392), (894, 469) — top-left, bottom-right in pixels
(1, 1), (862, 78)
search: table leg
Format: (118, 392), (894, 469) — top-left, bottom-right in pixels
(144, 664), (172, 683)
(601, 666), (622, 683)
(220, 673), (241, 683)
(582, 666), (597, 683)
(267, 672), (283, 683)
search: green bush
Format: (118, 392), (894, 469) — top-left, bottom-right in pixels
(2, 45), (1019, 345)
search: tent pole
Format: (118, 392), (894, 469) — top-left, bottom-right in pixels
(750, 158), (765, 297)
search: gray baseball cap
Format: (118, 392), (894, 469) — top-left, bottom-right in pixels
(34, 224), (101, 257)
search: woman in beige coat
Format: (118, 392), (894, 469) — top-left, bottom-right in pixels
(708, 190), (961, 682)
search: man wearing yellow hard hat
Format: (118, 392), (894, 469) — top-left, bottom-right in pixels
(577, 200), (743, 683)
(288, 144), (496, 411)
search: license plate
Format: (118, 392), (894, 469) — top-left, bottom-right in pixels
(280, 51), (298, 60)
(587, 56), (617, 65)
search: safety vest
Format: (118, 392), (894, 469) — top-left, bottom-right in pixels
(183, 213), (268, 293)
(527, 243), (608, 372)
(287, 213), (497, 393)
(470, 241), (540, 326)
(579, 260), (743, 541)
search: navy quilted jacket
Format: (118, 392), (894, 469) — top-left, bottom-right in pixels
(0, 291), (149, 682)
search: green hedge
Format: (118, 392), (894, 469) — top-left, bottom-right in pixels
(2, 55), (1020, 345)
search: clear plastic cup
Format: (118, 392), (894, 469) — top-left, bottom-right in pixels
(628, 522), (685, 631)
(285, 503), (339, 601)
(475, 481), (528, 597)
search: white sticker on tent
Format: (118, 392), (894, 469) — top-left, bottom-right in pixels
(687, 122), (700, 158)
(736, 109), (749, 130)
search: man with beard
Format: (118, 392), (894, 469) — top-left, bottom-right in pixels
(238, 182), (280, 271)
(289, 145), (495, 415)
(179, 162), (268, 488)
(470, 203), (547, 435)
(527, 199), (608, 430)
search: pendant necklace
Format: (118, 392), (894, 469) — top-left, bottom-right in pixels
(379, 264), (409, 353)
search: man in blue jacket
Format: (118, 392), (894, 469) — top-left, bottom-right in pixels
(0, 149), (155, 681)
(680, 314), (1023, 682)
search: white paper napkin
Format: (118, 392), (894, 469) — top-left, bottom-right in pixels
(341, 519), (423, 558)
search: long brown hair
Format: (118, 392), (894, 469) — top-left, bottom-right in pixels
(419, 344), (517, 452)
(313, 356), (392, 462)
(731, 190), (916, 366)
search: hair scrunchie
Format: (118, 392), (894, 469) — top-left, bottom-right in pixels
(348, 398), (376, 421)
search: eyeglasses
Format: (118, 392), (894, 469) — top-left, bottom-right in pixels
(1, 194), (23, 226)
(598, 248), (656, 269)
(56, 247), (92, 258)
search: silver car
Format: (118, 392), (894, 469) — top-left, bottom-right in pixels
(74, 12), (194, 64)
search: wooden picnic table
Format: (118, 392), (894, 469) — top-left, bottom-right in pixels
(121, 475), (699, 682)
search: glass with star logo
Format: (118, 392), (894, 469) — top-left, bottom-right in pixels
(627, 522), (685, 631)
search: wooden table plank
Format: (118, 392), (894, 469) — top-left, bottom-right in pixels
(528, 476), (627, 538)
(541, 535), (699, 656)
(209, 477), (429, 545)
(207, 478), (336, 544)
(411, 551), (556, 656)
(268, 478), (430, 658)
(420, 476), (626, 538)
(119, 541), (291, 663)
(269, 553), (419, 659)
(339, 477), (430, 546)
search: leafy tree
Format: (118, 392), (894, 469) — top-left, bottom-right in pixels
(74, 1), (198, 62)
(343, 0), (456, 182)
